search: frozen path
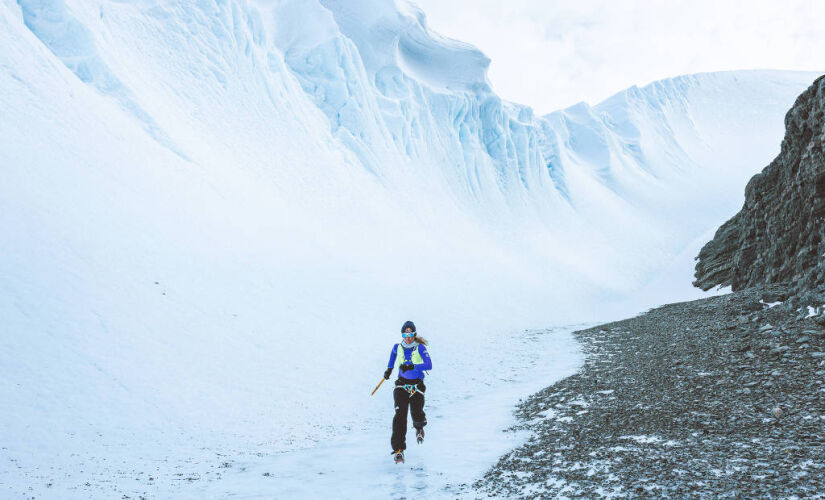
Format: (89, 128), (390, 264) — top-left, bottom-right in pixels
(2, 326), (582, 498)
(189, 326), (584, 499)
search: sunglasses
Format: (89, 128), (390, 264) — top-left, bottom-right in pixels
(401, 332), (416, 338)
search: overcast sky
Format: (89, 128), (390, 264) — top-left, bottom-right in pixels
(411, 0), (825, 114)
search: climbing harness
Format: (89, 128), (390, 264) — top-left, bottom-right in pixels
(395, 383), (424, 397)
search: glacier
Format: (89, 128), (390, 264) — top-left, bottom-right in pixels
(0, 0), (820, 496)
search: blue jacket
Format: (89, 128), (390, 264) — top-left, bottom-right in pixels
(387, 343), (432, 380)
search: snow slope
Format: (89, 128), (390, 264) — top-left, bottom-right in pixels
(0, 0), (819, 496)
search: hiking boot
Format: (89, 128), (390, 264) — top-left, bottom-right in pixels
(416, 428), (424, 444)
(393, 449), (404, 464)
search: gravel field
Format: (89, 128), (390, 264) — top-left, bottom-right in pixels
(477, 286), (825, 498)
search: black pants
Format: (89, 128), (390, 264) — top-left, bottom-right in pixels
(391, 378), (427, 451)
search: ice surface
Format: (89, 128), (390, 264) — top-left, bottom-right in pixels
(0, 0), (820, 496)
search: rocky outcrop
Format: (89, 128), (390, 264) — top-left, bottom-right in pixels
(694, 75), (825, 298)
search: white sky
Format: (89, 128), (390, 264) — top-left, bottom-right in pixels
(411, 0), (825, 114)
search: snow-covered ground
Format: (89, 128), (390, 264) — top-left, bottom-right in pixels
(0, 0), (820, 497)
(5, 326), (583, 498)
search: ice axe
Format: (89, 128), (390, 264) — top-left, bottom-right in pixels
(370, 377), (386, 396)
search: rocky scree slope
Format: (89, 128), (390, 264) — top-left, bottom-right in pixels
(477, 286), (825, 498)
(694, 75), (825, 300)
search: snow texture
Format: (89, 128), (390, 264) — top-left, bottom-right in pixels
(0, 0), (819, 496)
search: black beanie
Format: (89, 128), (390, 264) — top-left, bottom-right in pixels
(401, 320), (416, 333)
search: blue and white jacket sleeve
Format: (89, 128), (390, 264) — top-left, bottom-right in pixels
(416, 345), (432, 371)
(386, 344), (398, 369)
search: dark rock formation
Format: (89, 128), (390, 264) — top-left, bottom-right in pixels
(694, 75), (825, 299)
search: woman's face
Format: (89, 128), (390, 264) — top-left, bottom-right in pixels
(403, 327), (415, 344)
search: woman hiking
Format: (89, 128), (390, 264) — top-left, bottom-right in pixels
(383, 320), (432, 464)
